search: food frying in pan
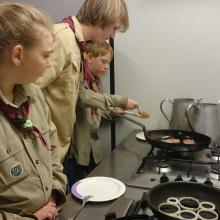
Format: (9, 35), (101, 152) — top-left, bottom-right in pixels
(159, 196), (219, 220)
(179, 197), (200, 211)
(162, 138), (181, 144)
(183, 139), (196, 145)
(160, 136), (196, 145)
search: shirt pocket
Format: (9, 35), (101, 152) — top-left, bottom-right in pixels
(0, 140), (30, 191)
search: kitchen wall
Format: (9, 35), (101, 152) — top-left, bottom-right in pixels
(114, 0), (220, 145)
(0, 0), (83, 22)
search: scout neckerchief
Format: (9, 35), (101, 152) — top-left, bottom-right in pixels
(63, 16), (100, 115)
(62, 16), (92, 84)
(0, 97), (49, 149)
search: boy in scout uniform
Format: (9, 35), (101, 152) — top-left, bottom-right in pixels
(68, 42), (131, 187)
(0, 3), (66, 219)
(34, 0), (139, 185)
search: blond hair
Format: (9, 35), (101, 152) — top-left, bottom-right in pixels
(0, 2), (53, 53)
(87, 42), (113, 60)
(77, 0), (129, 32)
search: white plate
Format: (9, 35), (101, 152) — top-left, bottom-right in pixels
(71, 176), (126, 202)
(136, 131), (146, 141)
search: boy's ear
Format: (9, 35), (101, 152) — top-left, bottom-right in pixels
(10, 44), (24, 66)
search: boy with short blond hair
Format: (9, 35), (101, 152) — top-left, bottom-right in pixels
(69, 42), (130, 186)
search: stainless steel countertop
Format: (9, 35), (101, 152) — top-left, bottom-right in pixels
(58, 129), (151, 220)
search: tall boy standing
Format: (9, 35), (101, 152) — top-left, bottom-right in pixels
(34, 0), (138, 163)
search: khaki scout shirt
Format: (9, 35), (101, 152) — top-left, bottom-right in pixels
(34, 16), (128, 162)
(34, 16), (83, 162)
(73, 92), (127, 166)
(0, 85), (66, 219)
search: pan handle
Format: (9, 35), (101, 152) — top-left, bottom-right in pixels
(111, 112), (148, 138)
(160, 98), (173, 123)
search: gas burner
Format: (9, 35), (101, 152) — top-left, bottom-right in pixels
(156, 149), (192, 160)
(210, 147), (220, 161)
(156, 160), (171, 173)
(136, 146), (220, 189)
(210, 164), (220, 180)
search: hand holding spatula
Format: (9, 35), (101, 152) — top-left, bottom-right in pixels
(123, 107), (150, 119)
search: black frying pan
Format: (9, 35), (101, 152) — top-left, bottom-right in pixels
(147, 181), (220, 220)
(145, 129), (211, 152)
(111, 112), (211, 152)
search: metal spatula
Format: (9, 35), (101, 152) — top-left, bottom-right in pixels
(124, 110), (150, 119)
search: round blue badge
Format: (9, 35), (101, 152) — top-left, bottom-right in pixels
(10, 162), (23, 178)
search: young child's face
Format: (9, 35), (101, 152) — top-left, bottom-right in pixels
(87, 52), (112, 78)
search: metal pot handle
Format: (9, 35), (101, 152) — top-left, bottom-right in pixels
(185, 103), (200, 132)
(160, 98), (173, 123)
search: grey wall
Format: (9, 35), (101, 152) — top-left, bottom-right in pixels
(114, 0), (220, 145)
(0, 0), (83, 22)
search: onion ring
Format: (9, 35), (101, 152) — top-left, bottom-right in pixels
(167, 197), (179, 205)
(179, 210), (197, 220)
(199, 201), (215, 211)
(159, 202), (180, 217)
(197, 209), (218, 220)
(179, 197), (200, 211)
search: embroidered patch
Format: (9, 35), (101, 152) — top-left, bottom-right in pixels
(10, 162), (23, 178)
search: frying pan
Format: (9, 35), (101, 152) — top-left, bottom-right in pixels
(145, 129), (210, 152)
(111, 112), (211, 152)
(147, 181), (220, 220)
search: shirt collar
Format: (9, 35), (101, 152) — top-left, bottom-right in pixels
(0, 85), (30, 107)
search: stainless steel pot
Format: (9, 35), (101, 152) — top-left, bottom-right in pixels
(185, 102), (220, 146)
(160, 98), (202, 130)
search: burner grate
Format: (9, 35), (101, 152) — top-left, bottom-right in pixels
(136, 146), (220, 188)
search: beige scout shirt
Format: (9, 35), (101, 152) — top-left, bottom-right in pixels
(35, 16), (128, 162)
(73, 93), (128, 166)
(34, 16), (83, 162)
(0, 85), (66, 219)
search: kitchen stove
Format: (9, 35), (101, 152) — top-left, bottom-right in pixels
(211, 147), (220, 161)
(127, 146), (220, 189)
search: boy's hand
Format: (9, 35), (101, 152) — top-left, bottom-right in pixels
(126, 98), (139, 110)
(34, 201), (58, 220)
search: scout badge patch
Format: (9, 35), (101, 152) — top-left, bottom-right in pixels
(10, 162), (23, 178)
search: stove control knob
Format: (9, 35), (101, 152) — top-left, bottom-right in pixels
(174, 174), (183, 181)
(160, 173), (169, 183)
(189, 176), (197, 182)
(204, 177), (213, 186)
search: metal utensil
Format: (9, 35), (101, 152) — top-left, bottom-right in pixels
(137, 106), (141, 114)
(124, 111), (142, 117)
(70, 195), (93, 220)
(124, 110), (150, 119)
